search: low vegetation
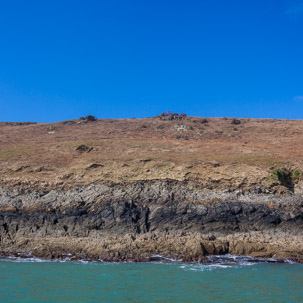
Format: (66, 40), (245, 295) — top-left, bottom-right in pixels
(1, 116), (303, 190)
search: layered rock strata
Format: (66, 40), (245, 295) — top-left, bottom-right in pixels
(1, 180), (303, 262)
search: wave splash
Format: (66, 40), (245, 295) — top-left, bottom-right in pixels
(0, 253), (296, 267)
(179, 254), (296, 271)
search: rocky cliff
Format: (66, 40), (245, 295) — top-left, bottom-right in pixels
(1, 180), (303, 262)
(1, 117), (303, 262)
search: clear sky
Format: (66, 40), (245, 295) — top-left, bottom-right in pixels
(0, 0), (302, 122)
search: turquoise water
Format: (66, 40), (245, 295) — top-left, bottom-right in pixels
(0, 257), (302, 303)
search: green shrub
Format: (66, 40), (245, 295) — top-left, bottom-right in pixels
(293, 170), (300, 177)
(292, 169), (301, 181)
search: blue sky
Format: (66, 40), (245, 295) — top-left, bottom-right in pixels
(0, 0), (302, 122)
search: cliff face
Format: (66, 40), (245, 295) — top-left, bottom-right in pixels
(1, 117), (303, 262)
(1, 181), (303, 262)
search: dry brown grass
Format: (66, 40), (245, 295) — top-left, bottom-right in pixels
(1, 117), (303, 189)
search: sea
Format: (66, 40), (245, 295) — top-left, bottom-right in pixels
(0, 255), (302, 303)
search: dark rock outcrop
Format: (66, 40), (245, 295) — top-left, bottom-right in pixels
(76, 145), (93, 153)
(0, 180), (303, 262)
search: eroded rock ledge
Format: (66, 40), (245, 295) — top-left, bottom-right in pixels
(1, 180), (303, 262)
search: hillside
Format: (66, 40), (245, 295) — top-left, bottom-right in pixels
(1, 116), (303, 262)
(0, 116), (303, 193)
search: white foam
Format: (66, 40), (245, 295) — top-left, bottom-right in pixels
(0, 254), (298, 267)
(0, 257), (51, 263)
(178, 254), (298, 272)
(151, 254), (182, 262)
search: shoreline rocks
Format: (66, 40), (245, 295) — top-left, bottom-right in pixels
(1, 180), (303, 262)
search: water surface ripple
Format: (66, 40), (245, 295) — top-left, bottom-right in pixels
(0, 256), (302, 303)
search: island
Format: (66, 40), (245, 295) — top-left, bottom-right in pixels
(0, 114), (302, 262)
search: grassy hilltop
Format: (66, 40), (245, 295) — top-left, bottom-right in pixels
(0, 114), (303, 192)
